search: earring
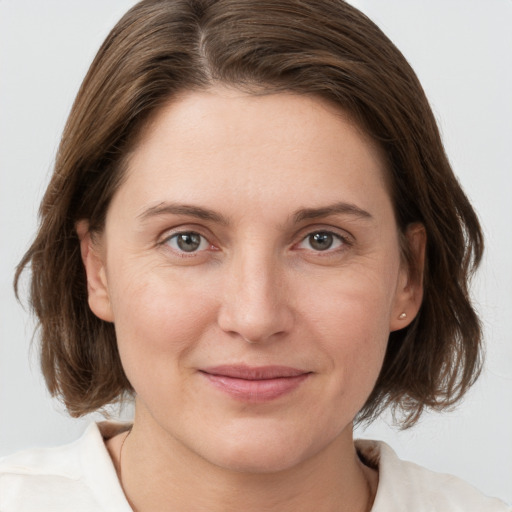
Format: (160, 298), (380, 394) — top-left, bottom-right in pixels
(398, 312), (407, 320)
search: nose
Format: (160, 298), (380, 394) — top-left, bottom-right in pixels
(217, 247), (294, 344)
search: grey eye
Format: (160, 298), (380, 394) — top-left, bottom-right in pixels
(167, 232), (208, 253)
(297, 231), (344, 252)
(308, 232), (334, 251)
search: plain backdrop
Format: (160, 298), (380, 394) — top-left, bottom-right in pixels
(1, 0), (511, 505)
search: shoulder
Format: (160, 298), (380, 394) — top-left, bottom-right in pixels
(0, 422), (131, 512)
(356, 439), (511, 512)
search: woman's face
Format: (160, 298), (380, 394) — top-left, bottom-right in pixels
(82, 87), (422, 473)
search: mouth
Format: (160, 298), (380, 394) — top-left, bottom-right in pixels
(199, 365), (311, 402)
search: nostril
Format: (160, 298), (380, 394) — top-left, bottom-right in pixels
(217, 263), (294, 343)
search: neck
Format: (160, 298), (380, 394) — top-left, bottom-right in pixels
(113, 407), (377, 512)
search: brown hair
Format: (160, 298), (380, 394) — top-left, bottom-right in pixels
(15, 0), (483, 426)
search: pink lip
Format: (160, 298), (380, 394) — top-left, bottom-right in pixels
(199, 365), (311, 402)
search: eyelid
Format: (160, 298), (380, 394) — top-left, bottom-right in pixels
(158, 226), (218, 256)
(298, 232), (344, 249)
(166, 232), (209, 252)
(157, 223), (214, 244)
(295, 223), (354, 242)
(292, 226), (354, 254)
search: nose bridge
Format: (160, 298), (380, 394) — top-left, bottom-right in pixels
(218, 241), (292, 342)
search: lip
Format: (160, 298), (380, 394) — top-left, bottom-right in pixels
(199, 365), (311, 402)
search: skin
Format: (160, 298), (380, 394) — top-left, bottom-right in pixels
(78, 86), (425, 512)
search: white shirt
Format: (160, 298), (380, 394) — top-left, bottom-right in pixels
(0, 422), (509, 511)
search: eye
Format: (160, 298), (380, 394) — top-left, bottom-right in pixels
(165, 231), (210, 253)
(297, 231), (346, 252)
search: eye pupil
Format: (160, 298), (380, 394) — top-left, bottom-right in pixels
(177, 233), (201, 252)
(309, 232), (333, 251)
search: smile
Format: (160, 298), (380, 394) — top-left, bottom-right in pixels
(199, 365), (311, 402)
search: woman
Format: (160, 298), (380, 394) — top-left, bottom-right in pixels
(1, 0), (509, 510)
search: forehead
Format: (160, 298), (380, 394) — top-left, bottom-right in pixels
(115, 87), (392, 220)
(133, 87), (384, 162)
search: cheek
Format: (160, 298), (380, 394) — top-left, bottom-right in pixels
(300, 257), (397, 338)
(107, 265), (218, 386)
(298, 264), (395, 395)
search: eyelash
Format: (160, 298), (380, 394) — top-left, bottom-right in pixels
(294, 231), (350, 254)
(161, 231), (215, 257)
(160, 228), (351, 258)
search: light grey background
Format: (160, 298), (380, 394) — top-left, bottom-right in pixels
(1, 0), (511, 504)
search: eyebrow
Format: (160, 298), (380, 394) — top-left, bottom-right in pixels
(137, 203), (229, 225)
(293, 202), (373, 223)
(137, 201), (373, 225)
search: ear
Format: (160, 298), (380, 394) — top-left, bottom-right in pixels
(389, 223), (426, 332)
(76, 220), (114, 322)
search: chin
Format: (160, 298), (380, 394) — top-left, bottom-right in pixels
(209, 440), (310, 474)
(195, 419), (342, 475)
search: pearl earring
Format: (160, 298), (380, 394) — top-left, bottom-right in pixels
(399, 312), (407, 319)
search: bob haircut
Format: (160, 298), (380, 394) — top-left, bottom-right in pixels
(16, 0), (483, 427)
